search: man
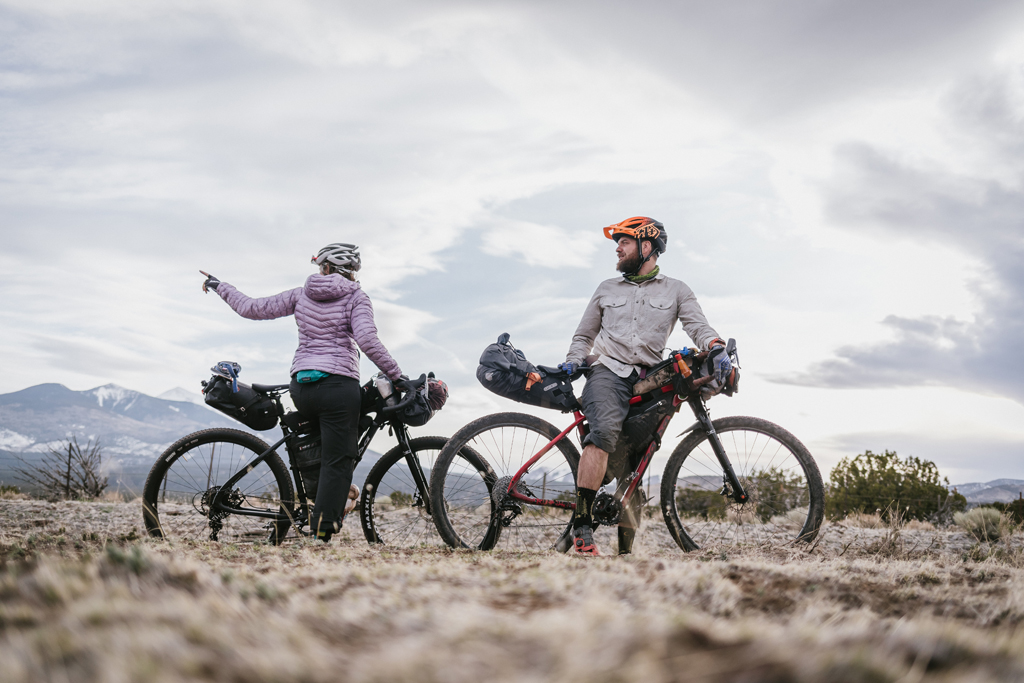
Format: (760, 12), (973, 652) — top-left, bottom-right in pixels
(560, 216), (731, 556)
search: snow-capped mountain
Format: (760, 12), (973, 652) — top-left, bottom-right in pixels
(952, 479), (1024, 504)
(157, 387), (207, 407)
(0, 382), (383, 496)
(0, 383), (240, 493)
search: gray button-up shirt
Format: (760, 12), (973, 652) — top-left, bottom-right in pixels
(565, 273), (720, 379)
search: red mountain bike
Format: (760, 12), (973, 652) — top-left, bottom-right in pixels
(429, 343), (824, 553)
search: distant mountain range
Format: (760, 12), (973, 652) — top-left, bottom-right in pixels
(2, 382), (1020, 505)
(0, 383), (381, 496)
(952, 479), (1024, 504)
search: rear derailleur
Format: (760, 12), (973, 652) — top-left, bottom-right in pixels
(196, 485), (244, 541)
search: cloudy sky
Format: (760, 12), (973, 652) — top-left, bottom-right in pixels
(2, 0), (1023, 483)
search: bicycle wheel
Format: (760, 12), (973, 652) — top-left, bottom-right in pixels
(360, 436), (482, 547)
(661, 416), (824, 552)
(430, 412), (580, 552)
(143, 428), (295, 544)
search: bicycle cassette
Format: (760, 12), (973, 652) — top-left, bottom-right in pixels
(491, 475), (532, 508)
(592, 492), (622, 526)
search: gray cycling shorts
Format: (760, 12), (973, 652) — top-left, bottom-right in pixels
(580, 364), (638, 455)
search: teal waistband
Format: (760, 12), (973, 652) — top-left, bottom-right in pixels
(295, 370), (331, 383)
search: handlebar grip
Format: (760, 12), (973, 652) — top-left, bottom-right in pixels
(380, 373), (427, 415)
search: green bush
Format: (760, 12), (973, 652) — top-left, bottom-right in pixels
(826, 450), (966, 523)
(675, 487), (727, 520)
(389, 490), (415, 507)
(746, 467), (810, 522)
(1006, 498), (1024, 525)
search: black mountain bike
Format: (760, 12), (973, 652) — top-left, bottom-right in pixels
(142, 374), (479, 546)
(430, 342), (825, 553)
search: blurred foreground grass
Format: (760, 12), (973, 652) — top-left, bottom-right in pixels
(2, 499), (1024, 682)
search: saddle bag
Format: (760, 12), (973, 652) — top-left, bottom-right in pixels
(476, 333), (581, 413)
(202, 368), (280, 431)
(281, 412), (322, 502)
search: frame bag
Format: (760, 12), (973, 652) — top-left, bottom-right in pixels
(476, 333), (580, 413)
(281, 412), (322, 501)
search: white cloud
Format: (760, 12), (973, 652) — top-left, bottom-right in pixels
(3, 1), (1024, 481)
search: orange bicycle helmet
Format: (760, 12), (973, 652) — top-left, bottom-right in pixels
(603, 216), (668, 255)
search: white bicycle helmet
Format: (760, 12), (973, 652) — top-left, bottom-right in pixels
(312, 243), (361, 274)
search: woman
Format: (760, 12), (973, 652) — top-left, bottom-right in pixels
(201, 243), (403, 542)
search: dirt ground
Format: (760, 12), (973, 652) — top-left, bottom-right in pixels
(2, 497), (1024, 682)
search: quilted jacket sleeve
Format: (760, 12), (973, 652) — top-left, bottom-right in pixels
(217, 283), (301, 320)
(350, 291), (403, 380)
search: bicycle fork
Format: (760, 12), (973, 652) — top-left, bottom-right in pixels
(394, 423), (433, 517)
(688, 396), (748, 504)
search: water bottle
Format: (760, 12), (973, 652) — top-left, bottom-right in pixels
(376, 374), (397, 407)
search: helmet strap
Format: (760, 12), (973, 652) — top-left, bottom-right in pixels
(623, 240), (655, 277)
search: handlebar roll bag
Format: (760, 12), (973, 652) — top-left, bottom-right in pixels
(476, 333), (581, 412)
(202, 375), (280, 431)
(400, 378), (449, 427)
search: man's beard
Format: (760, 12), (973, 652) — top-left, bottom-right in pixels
(616, 251), (643, 274)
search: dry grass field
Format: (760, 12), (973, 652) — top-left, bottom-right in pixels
(2, 497), (1024, 682)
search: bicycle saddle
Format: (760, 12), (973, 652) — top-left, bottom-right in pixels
(252, 383), (289, 393)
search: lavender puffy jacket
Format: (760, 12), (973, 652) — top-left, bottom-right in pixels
(216, 274), (402, 381)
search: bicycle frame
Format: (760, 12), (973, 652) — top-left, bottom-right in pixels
(504, 389), (749, 513)
(207, 390), (432, 529)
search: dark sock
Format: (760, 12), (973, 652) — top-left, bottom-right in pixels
(618, 526), (636, 554)
(574, 487), (597, 530)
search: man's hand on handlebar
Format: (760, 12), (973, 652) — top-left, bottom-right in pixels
(708, 346), (733, 385)
(558, 361), (578, 376)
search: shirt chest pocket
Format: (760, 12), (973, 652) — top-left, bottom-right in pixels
(645, 297), (676, 336)
(600, 296), (630, 334)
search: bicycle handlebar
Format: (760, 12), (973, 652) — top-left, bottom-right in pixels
(380, 373), (427, 416)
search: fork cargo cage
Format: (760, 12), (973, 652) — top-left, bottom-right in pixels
(476, 333), (581, 412)
(202, 375), (280, 431)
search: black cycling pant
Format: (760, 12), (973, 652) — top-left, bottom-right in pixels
(289, 375), (361, 535)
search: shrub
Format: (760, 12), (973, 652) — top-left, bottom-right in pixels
(953, 508), (1002, 542)
(747, 466), (810, 522)
(15, 437), (108, 501)
(826, 450), (965, 523)
(1006, 498), (1024, 525)
(389, 490), (414, 507)
(843, 511), (885, 529)
(675, 487), (727, 520)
